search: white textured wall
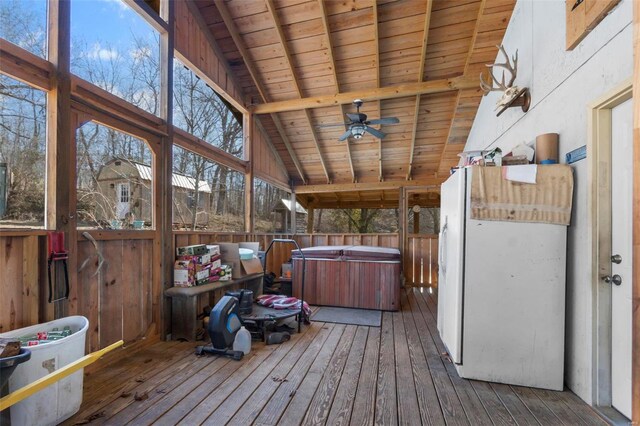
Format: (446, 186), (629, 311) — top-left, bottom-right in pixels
(463, 0), (633, 404)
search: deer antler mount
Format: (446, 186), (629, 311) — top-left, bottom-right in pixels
(480, 45), (530, 117)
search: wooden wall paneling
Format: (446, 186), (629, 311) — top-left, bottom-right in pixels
(0, 237), (23, 332)
(99, 241), (124, 347)
(76, 239), (100, 352)
(122, 240), (143, 342)
(175, 0), (247, 113)
(21, 236), (39, 326)
(632, 0), (639, 421)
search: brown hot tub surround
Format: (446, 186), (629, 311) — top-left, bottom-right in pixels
(291, 245), (401, 311)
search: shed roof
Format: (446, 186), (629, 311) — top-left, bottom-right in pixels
(278, 199), (307, 215)
(133, 163), (212, 193)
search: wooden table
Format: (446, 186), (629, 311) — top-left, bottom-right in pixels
(164, 273), (263, 341)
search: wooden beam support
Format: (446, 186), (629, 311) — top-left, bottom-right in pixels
(632, 1), (639, 422)
(214, 0), (306, 183)
(407, 0), (433, 180)
(295, 178), (441, 194)
(173, 127), (249, 174)
(158, 0), (175, 340)
(244, 112), (255, 233)
(0, 41), (53, 91)
(372, 0), (383, 182)
(437, 0), (486, 174)
(306, 207), (314, 233)
(265, 0), (331, 184)
(250, 75), (477, 114)
(318, 0), (356, 183)
(46, 0), (74, 319)
(290, 187), (297, 234)
(271, 114), (307, 184)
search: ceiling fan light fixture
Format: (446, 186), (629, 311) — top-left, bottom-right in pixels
(351, 124), (365, 139)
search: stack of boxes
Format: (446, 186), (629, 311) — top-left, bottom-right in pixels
(173, 244), (232, 287)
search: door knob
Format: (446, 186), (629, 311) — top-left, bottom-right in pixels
(611, 254), (622, 264)
(602, 275), (622, 286)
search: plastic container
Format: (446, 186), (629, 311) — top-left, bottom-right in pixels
(239, 248), (254, 260)
(233, 326), (251, 355)
(0, 316), (89, 426)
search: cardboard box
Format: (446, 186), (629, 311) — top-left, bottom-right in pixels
(218, 242), (263, 278)
(206, 245), (220, 256)
(178, 253), (217, 265)
(174, 259), (195, 287)
(176, 244), (207, 256)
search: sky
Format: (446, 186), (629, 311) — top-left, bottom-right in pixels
(70, 0), (157, 59)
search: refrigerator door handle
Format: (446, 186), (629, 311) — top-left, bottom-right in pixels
(439, 220), (448, 276)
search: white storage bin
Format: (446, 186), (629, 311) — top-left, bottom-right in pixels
(0, 316), (88, 426)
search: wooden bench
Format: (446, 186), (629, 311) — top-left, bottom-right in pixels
(164, 273), (263, 341)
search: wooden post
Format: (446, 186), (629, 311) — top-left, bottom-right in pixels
(307, 207), (314, 234)
(399, 188), (406, 285)
(47, 0), (74, 319)
(290, 187), (296, 234)
(244, 113), (255, 233)
(632, 1), (639, 421)
(158, 0), (174, 339)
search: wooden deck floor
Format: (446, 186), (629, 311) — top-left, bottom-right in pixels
(65, 288), (608, 425)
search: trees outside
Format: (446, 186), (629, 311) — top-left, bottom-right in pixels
(312, 208), (399, 233)
(0, 1), (47, 226)
(254, 179), (291, 232)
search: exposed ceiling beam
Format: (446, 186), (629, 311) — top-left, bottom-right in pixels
(373, 1), (383, 182)
(437, 0), (486, 174)
(306, 200), (404, 209)
(213, 0), (307, 183)
(318, 0), (356, 183)
(295, 178), (442, 194)
(407, 0), (433, 180)
(250, 75), (478, 114)
(265, 0), (331, 184)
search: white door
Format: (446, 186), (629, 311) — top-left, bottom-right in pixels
(611, 98), (632, 419)
(437, 169), (466, 364)
(116, 182), (130, 219)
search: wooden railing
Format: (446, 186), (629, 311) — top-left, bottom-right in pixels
(173, 232), (400, 278)
(0, 230), (159, 353)
(405, 234), (439, 287)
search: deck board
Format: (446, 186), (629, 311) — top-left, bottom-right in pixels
(68, 288), (608, 426)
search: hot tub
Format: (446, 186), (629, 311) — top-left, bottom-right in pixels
(292, 245), (401, 311)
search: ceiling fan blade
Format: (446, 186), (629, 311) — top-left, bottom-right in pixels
(366, 117), (399, 125)
(316, 122), (352, 128)
(338, 129), (352, 141)
(364, 126), (386, 139)
(346, 113), (367, 123)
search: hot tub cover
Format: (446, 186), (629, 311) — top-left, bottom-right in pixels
(292, 245), (400, 261)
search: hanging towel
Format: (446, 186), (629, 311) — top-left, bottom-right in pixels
(470, 165), (574, 226)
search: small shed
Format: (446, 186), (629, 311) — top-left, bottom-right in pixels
(274, 199), (307, 233)
(95, 159), (212, 226)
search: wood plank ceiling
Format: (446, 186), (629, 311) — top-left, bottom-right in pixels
(197, 0), (515, 208)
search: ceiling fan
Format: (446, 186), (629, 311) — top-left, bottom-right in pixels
(317, 99), (399, 141)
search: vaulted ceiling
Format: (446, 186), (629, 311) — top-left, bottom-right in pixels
(196, 0), (515, 206)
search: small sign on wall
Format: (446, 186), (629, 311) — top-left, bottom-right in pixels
(566, 0), (621, 50)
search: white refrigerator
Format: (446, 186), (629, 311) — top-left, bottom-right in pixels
(437, 167), (567, 390)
